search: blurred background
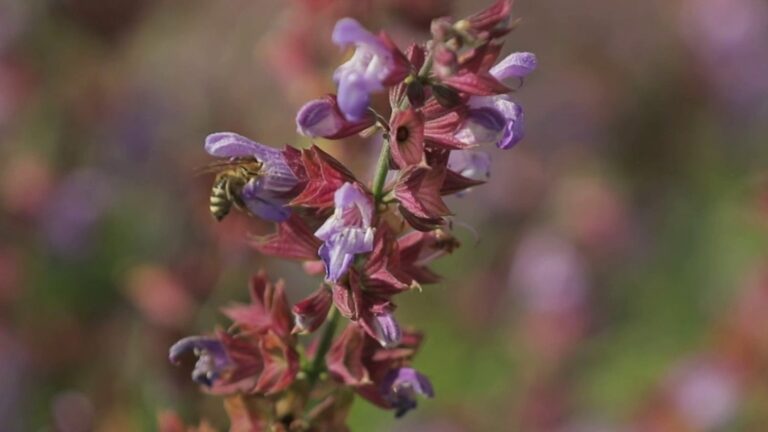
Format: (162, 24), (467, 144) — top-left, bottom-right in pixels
(1, 0), (768, 430)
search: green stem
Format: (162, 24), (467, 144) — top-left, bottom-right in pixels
(307, 307), (339, 385)
(372, 141), (391, 205)
(304, 109), (395, 387)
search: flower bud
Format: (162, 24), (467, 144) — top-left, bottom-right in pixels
(406, 80), (426, 108)
(292, 286), (333, 334)
(432, 85), (462, 109)
(296, 98), (345, 138)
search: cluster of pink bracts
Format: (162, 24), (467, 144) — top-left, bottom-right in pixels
(167, 1), (535, 430)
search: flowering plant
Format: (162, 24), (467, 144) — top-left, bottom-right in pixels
(167, 1), (535, 430)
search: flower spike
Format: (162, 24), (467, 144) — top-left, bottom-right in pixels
(174, 0), (535, 427)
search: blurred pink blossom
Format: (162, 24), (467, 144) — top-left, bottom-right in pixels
(666, 357), (741, 430)
(510, 230), (589, 314)
(0, 154), (52, 217)
(0, 248), (22, 305)
(123, 265), (195, 330)
(52, 391), (95, 432)
(509, 229), (591, 360)
(552, 174), (632, 259)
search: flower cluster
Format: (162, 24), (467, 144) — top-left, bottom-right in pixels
(169, 1), (535, 430)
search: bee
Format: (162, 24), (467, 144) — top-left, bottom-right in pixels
(198, 158), (264, 221)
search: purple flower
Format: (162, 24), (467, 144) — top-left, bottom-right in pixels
(205, 132), (298, 222)
(296, 98), (346, 138)
(509, 230), (588, 313)
(453, 106), (507, 147)
(454, 52), (535, 149)
(314, 183), (375, 282)
(364, 311), (402, 348)
(680, 0), (768, 113)
(455, 95), (525, 150)
(668, 357), (740, 430)
(332, 18), (407, 121)
(169, 336), (232, 387)
(448, 150), (491, 180)
(381, 367), (434, 418)
(42, 169), (112, 257)
(295, 95), (375, 139)
(490, 52), (538, 81)
(485, 96), (524, 150)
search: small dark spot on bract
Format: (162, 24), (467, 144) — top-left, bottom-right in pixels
(396, 126), (410, 143)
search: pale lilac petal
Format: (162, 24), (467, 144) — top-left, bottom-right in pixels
(497, 103), (524, 149)
(296, 98), (344, 137)
(318, 227), (374, 282)
(315, 183), (375, 281)
(205, 132), (261, 157)
(490, 52), (538, 81)
(337, 74), (372, 121)
(471, 96), (526, 149)
(318, 242), (352, 283)
(454, 107), (506, 147)
(334, 182), (374, 228)
(315, 183), (373, 240)
(242, 196), (291, 222)
(448, 150), (491, 180)
(367, 312), (402, 348)
(241, 162), (297, 196)
(332, 17), (385, 53)
(331, 18), (394, 121)
(205, 132), (284, 163)
(239, 177), (292, 222)
(314, 216), (341, 242)
(489, 95), (520, 119)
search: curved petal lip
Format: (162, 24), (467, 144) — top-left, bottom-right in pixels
(332, 17), (387, 54)
(169, 335), (222, 363)
(296, 98), (343, 137)
(490, 52), (538, 80)
(205, 132), (262, 158)
(205, 132), (284, 163)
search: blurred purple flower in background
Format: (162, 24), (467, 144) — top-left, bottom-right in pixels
(509, 229), (591, 361)
(680, 0), (768, 115)
(108, 91), (168, 165)
(667, 357), (741, 430)
(41, 170), (112, 257)
(510, 230), (588, 314)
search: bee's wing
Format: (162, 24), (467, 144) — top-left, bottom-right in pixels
(193, 160), (244, 177)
